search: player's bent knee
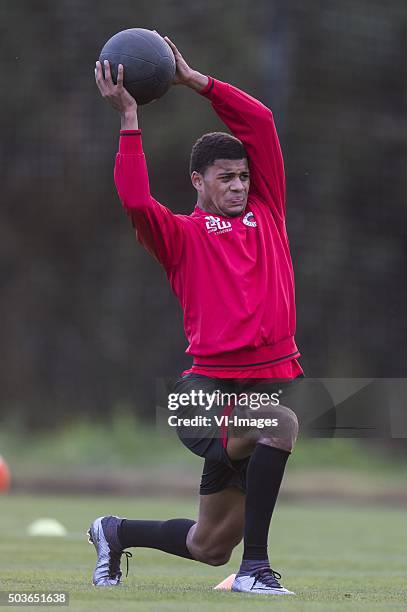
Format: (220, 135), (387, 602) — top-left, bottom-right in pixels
(203, 550), (232, 566)
(192, 544), (232, 566)
(260, 405), (299, 452)
(286, 406), (299, 443)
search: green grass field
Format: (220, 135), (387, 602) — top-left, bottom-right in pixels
(1, 494), (406, 611)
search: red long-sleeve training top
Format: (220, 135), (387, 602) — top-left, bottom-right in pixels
(114, 77), (302, 379)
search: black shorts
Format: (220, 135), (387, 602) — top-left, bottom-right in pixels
(172, 373), (302, 496)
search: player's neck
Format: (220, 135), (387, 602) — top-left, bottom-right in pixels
(196, 198), (222, 216)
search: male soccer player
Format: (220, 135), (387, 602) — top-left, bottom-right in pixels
(89, 37), (303, 595)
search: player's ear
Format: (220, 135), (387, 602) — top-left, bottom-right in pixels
(191, 171), (204, 193)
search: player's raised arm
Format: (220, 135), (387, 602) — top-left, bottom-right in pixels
(94, 60), (184, 269)
(165, 37), (285, 219)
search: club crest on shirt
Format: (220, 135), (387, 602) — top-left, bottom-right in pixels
(242, 211), (257, 227)
(205, 215), (233, 235)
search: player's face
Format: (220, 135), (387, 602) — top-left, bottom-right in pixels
(192, 158), (250, 217)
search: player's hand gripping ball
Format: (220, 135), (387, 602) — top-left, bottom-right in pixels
(99, 28), (176, 105)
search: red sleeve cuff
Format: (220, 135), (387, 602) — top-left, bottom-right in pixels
(119, 129), (143, 154)
(199, 76), (215, 97)
(199, 77), (231, 105)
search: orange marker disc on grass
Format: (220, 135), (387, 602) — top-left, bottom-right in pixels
(214, 574), (236, 590)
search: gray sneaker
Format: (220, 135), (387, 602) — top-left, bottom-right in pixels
(231, 567), (295, 595)
(87, 515), (132, 586)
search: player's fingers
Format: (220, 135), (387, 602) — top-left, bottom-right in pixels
(95, 60), (102, 81)
(164, 36), (179, 56)
(164, 35), (175, 48)
(94, 61), (107, 94)
(103, 59), (113, 85)
(117, 63), (124, 88)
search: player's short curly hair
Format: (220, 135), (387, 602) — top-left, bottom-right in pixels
(189, 132), (247, 175)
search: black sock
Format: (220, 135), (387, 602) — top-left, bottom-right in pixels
(242, 443), (290, 563)
(118, 518), (196, 560)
